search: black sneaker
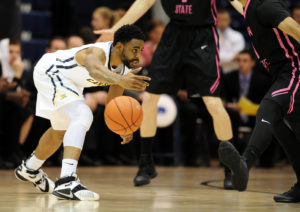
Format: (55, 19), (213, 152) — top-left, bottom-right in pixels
(218, 141), (248, 191)
(134, 154), (157, 186)
(274, 184), (300, 203)
(224, 167), (233, 190)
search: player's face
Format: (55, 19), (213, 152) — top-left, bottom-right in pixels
(236, 53), (255, 75)
(9, 44), (21, 64)
(120, 39), (144, 68)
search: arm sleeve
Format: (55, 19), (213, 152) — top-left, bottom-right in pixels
(256, 0), (291, 28)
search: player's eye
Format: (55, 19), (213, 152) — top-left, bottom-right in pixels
(132, 49), (138, 53)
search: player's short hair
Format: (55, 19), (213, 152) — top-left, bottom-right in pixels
(113, 24), (145, 46)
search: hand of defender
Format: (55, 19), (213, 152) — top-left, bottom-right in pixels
(94, 29), (115, 42)
(120, 134), (133, 145)
(119, 67), (151, 92)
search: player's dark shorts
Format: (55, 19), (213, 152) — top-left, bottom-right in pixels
(263, 64), (300, 137)
(146, 21), (221, 97)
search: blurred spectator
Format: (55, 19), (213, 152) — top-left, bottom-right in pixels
(222, 50), (271, 151)
(115, 1), (132, 20)
(66, 35), (84, 49)
(0, 38), (31, 168)
(292, 3), (300, 24)
(140, 19), (165, 67)
(91, 7), (115, 30)
(46, 37), (67, 53)
(217, 8), (245, 74)
(80, 7), (116, 44)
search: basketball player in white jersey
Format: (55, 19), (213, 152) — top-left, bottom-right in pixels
(14, 25), (150, 201)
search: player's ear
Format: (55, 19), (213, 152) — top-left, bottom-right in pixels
(115, 42), (124, 52)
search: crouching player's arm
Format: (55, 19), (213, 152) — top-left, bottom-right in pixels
(76, 46), (150, 90)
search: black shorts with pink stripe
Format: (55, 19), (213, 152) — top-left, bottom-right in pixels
(264, 64), (300, 118)
(146, 21), (221, 97)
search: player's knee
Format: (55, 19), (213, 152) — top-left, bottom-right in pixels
(205, 99), (225, 116)
(76, 104), (93, 131)
(256, 100), (282, 126)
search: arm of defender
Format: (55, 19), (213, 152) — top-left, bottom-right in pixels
(76, 47), (150, 91)
(95, 0), (156, 42)
(229, 0), (244, 16)
(106, 85), (124, 105)
(278, 17), (300, 43)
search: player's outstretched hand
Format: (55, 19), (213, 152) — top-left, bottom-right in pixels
(94, 29), (115, 42)
(119, 67), (151, 91)
(120, 134), (133, 145)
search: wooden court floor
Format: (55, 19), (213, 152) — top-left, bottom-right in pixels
(0, 166), (299, 212)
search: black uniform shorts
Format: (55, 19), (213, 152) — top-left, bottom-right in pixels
(146, 21), (221, 97)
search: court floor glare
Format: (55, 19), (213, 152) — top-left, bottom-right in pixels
(0, 166), (300, 212)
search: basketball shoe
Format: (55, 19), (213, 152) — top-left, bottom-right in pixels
(134, 154), (157, 186)
(14, 161), (55, 193)
(218, 141), (249, 191)
(274, 184), (300, 203)
(53, 173), (99, 201)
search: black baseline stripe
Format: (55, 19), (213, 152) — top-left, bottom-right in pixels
(56, 57), (74, 63)
(56, 64), (78, 69)
(56, 75), (79, 96)
(44, 65), (56, 105)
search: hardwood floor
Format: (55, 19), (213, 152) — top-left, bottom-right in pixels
(1, 166), (299, 212)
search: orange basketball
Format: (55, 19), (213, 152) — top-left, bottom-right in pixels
(104, 96), (143, 135)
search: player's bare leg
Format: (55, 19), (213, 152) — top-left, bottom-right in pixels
(134, 92), (160, 186)
(14, 127), (64, 193)
(202, 96), (233, 141)
(52, 101), (99, 201)
(202, 96), (234, 189)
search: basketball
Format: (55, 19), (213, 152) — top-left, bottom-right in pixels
(104, 96), (143, 135)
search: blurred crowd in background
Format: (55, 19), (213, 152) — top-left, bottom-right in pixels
(0, 0), (300, 169)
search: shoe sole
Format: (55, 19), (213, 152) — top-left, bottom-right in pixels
(53, 191), (99, 201)
(274, 196), (300, 203)
(218, 142), (248, 191)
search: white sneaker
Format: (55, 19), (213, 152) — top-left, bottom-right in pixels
(53, 173), (99, 201)
(14, 161), (55, 193)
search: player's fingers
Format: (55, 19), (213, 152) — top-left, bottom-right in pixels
(130, 67), (142, 74)
(134, 75), (151, 81)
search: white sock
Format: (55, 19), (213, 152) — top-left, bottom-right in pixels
(26, 154), (45, 170)
(60, 159), (78, 178)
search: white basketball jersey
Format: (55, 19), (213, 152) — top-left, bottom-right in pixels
(54, 41), (130, 88)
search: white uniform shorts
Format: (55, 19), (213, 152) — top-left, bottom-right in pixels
(34, 54), (85, 130)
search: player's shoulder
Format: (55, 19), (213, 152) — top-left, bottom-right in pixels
(92, 41), (113, 51)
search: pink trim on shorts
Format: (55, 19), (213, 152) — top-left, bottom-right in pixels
(210, 26), (220, 94)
